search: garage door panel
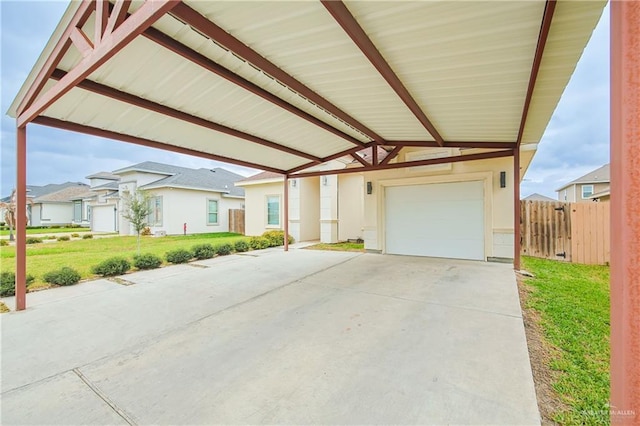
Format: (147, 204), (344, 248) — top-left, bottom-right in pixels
(385, 181), (484, 260)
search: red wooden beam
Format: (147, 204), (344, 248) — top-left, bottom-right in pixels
(290, 149), (514, 178)
(351, 153), (370, 167)
(610, 1), (640, 421)
(17, 0), (180, 127)
(143, 28), (366, 149)
(15, 1), (94, 116)
(15, 125), (27, 311)
(322, 1), (444, 146)
(50, 69), (322, 164)
(284, 176), (289, 252)
(171, 2), (384, 144)
(70, 27), (94, 57)
(105, 0), (132, 36)
(513, 148), (521, 271)
(95, 0), (109, 44)
(379, 145), (402, 165)
(32, 116), (287, 175)
(387, 140), (516, 149)
(516, 0), (556, 147)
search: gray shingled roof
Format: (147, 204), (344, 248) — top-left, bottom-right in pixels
(557, 163), (610, 191)
(139, 167), (245, 197)
(522, 193), (556, 202)
(1, 182), (86, 202)
(113, 161), (186, 176)
(237, 171), (284, 184)
(92, 181), (120, 190)
(85, 171), (120, 180)
(33, 184), (92, 203)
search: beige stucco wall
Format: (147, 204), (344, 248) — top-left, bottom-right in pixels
(338, 174), (364, 241)
(299, 177), (320, 241)
(32, 203), (73, 226)
(241, 180), (285, 236)
(361, 149), (533, 259)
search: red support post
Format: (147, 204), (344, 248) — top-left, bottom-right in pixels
(513, 148), (521, 271)
(15, 125), (27, 311)
(284, 176), (289, 252)
(610, 2), (640, 422)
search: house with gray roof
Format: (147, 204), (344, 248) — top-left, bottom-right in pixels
(556, 164), (610, 203)
(28, 182), (92, 226)
(90, 161), (245, 235)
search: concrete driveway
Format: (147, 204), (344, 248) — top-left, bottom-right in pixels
(1, 248), (539, 425)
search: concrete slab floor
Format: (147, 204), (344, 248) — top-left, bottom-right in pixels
(1, 249), (540, 425)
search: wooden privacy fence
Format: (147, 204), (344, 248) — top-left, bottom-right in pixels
(228, 209), (245, 235)
(520, 200), (610, 265)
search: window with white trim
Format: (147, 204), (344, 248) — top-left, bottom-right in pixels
(207, 199), (219, 225)
(147, 196), (163, 226)
(582, 185), (594, 199)
(73, 201), (82, 222)
(266, 195), (280, 226)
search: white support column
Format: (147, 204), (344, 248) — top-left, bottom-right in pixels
(320, 174), (338, 243)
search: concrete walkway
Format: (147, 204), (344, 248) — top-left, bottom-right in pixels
(1, 248), (539, 425)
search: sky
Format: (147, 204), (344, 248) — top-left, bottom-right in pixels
(0, 1), (610, 199)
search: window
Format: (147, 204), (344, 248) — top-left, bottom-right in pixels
(582, 185), (594, 199)
(147, 196), (163, 226)
(73, 201), (82, 222)
(207, 199), (219, 225)
(267, 195), (280, 226)
(563, 190), (567, 201)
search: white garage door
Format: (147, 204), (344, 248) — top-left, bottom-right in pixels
(92, 205), (116, 233)
(385, 181), (485, 260)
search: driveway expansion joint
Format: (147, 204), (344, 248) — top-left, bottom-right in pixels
(73, 368), (137, 425)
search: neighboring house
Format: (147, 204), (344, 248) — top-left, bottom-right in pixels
(589, 188), (610, 202)
(29, 183), (92, 226)
(84, 172), (121, 232)
(522, 193), (556, 202)
(237, 146), (537, 261)
(109, 162), (245, 236)
(556, 164), (610, 203)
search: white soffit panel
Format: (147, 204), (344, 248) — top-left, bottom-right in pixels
(42, 88), (308, 171)
(183, 1), (434, 141)
(520, 0), (607, 145)
(78, 36), (354, 159)
(346, 1), (545, 143)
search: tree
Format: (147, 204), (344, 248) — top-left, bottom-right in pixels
(121, 190), (152, 254)
(0, 189), (32, 241)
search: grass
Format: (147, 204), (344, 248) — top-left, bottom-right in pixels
(522, 256), (610, 425)
(0, 227), (90, 237)
(0, 233), (249, 290)
(305, 242), (365, 252)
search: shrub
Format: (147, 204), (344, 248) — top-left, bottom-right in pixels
(261, 230), (295, 247)
(92, 257), (131, 277)
(0, 272), (35, 296)
(133, 253), (162, 270)
(57, 235), (70, 242)
(71, 233), (80, 238)
(50, 225), (61, 229)
(165, 249), (193, 264)
(249, 236), (271, 250)
(43, 267), (80, 286)
(141, 226), (152, 236)
(192, 244), (215, 260)
(46, 235), (57, 240)
(0, 240), (8, 247)
(82, 234), (93, 239)
(216, 243), (233, 256)
(26, 237), (43, 244)
(234, 240), (249, 252)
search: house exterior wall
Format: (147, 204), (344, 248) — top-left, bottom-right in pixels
(34, 203), (74, 226)
(558, 182), (609, 203)
(91, 204), (118, 232)
(89, 178), (117, 188)
(242, 181), (284, 236)
(338, 174), (364, 241)
(320, 175), (338, 243)
(361, 153), (521, 259)
(299, 177), (320, 241)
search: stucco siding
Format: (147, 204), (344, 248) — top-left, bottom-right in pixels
(36, 203), (74, 226)
(338, 174), (364, 241)
(242, 182), (284, 236)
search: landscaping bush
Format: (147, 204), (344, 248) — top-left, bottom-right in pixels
(43, 267), (81, 286)
(71, 233), (80, 238)
(57, 235), (70, 241)
(165, 249), (193, 264)
(234, 240), (249, 252)
(50, 225), (61, 229)
(82, 234), (93, 239)
(0, 272), (35, 296)
(249, 236), (270, 250)
(92, 257), (131, 277)
(0, 239), (8, 247)
(133, 253), (162, 270)
(192, 243), (216, 260)
(26, 237), (43, 244)
(141, 226), (152, 236)
(46, 235), (57, 240)
(261, 230), (294, 247)
(216, 243), (233, 256)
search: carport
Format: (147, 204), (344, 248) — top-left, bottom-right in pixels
(6, 0), (638, 418)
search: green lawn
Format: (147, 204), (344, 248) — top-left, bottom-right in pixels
(305, 242), (365, 252)
(522, 256), (610, 425)
(0, 233), (249, 289)
(0, 227), (90, 237)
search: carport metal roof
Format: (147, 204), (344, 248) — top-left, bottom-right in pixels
(9, 0), (605, 177)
